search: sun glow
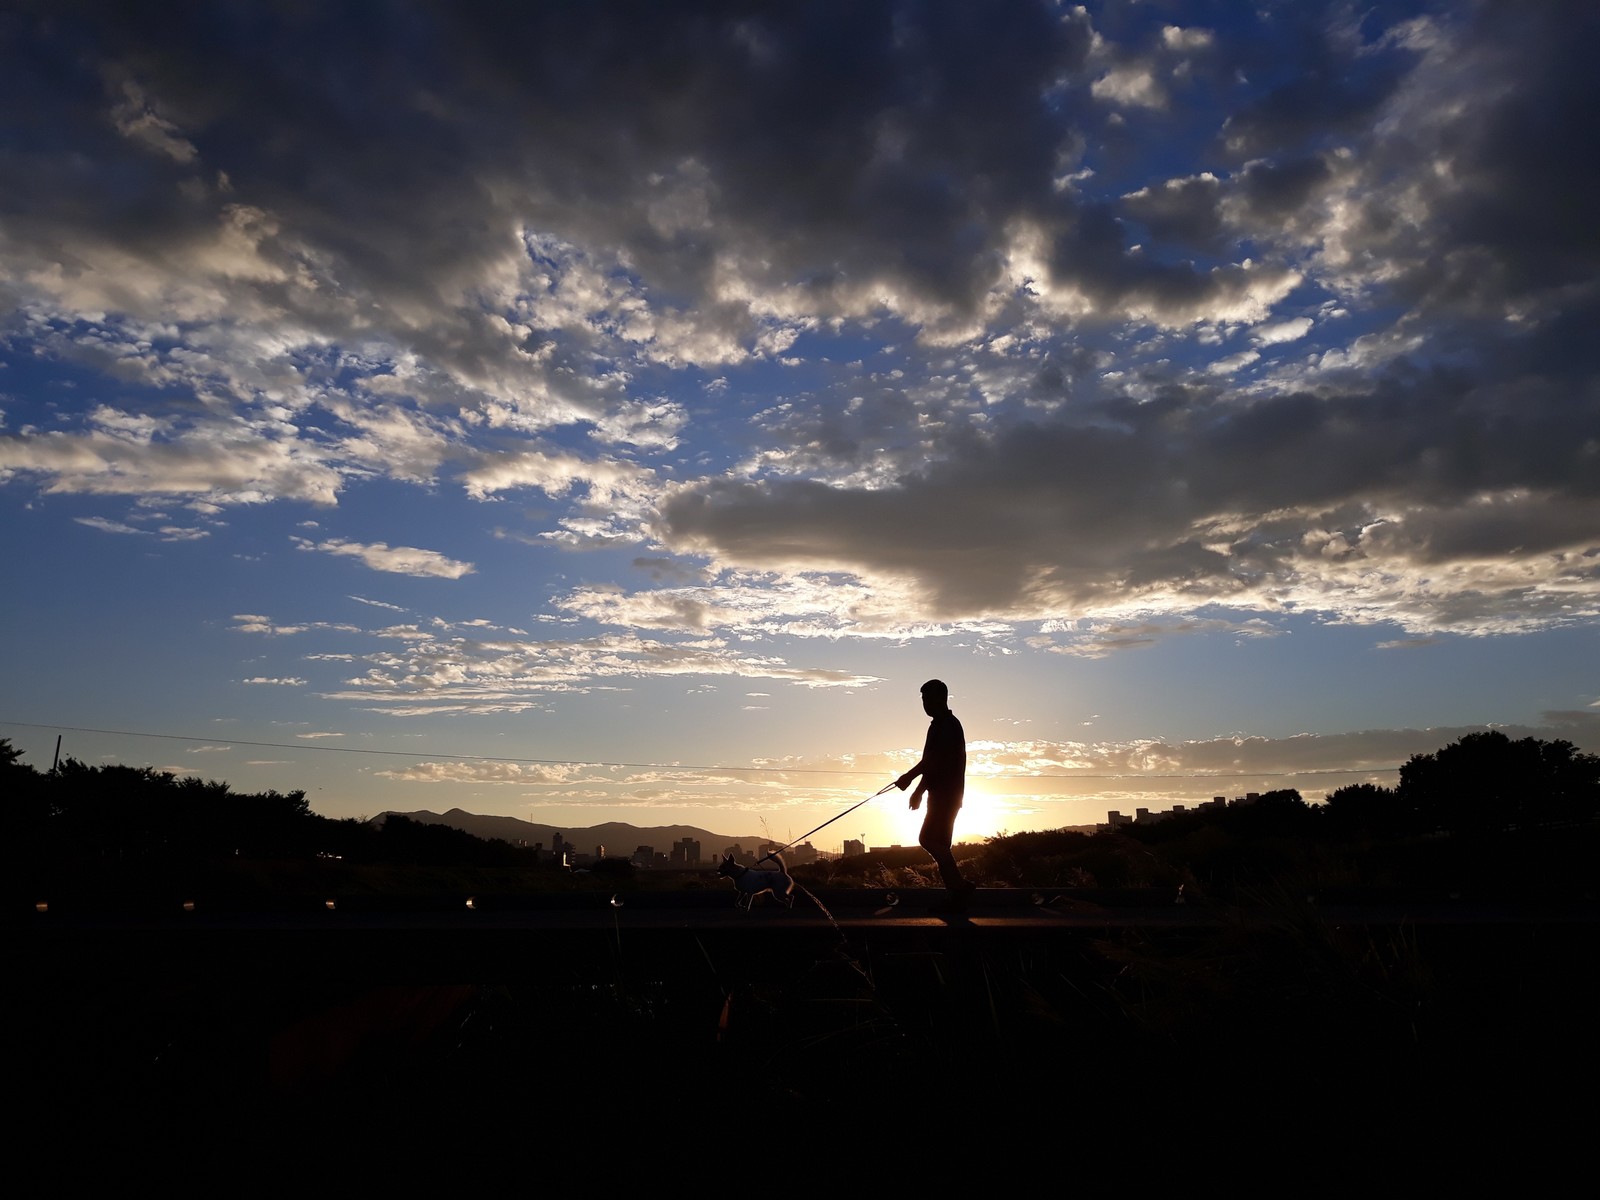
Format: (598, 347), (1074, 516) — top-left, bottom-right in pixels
(956, 785), (1010, 842)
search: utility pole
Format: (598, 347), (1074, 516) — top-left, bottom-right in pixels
(51, 734), (61, 774)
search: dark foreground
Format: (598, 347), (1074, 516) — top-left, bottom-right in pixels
(14, 887), (1597, 1180)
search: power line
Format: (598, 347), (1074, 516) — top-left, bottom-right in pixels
(0, 718), (1403, 781)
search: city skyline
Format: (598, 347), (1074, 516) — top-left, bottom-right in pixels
(3, 2), (1596, 848)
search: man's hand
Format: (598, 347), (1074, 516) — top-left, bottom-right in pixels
(909, 786), (925, 811)
(894, 772), (914, 791)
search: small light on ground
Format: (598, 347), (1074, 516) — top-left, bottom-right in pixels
(35, 901), (48, 914)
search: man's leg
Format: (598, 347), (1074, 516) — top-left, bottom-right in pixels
(918, 801), (966, 892)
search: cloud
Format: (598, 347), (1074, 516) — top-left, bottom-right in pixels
(241, 676), (307, 686)
(968, 715), (1600, 795)
(1092, 64), (1166, 110)
(291, 536), (475, 579)
(1121, 174), (1226, 251)
(555, 572), (1013, 640)
(231, 613), (362, 637)
(1162, 26), (1214, 53)
(315, 629), (879, 716)
(655, 371), (1600, 636)
(589, 399), (689, 450)
(1207, 349), (1260, 375)
(460, 448), (653, 509)
(75, 516), (145, 535)
(374, 761), (585, 785)
(1374, 637), (1441, 650)
(1, 1), (1596, 648)
(1252, 317), (1314, 345)
(0, 417), (344, 507)
(1029, 615), (1284, 659)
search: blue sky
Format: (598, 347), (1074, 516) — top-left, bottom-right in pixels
(2, 1), (1596, 849)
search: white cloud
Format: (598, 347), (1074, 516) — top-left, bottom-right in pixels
(75, 516), (144, 535)
(0, 419), (344, 506)
(291, 536), (475, 579)
(1161, 26), (1214, 52)
(313, 628), (879, 716)
(1092, 64), (1165, 109)
(231, 614), (361, 636)
(1251, 317), (1314, 345)
(589, 399), (689, 450)
(460, 448), (653, 509)
(1207, 349), (1261, 374)
(374, 761), (585, 784)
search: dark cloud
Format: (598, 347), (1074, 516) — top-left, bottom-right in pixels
(1215, 13), (1416, 160)
(1, 2), (1097, 337)
(3, 1), (1597, 637)
(1367, 3), (1600, 317)
(1236, 154), (1333, 221)
(661, 350), (1600, 630)
(1121, 174), (1227, 252)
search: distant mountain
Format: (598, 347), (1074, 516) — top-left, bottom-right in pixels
(372, 809), (766, 856)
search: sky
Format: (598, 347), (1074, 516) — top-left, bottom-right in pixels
(2, 0), (1597, 851)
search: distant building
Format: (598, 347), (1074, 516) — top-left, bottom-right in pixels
(671, 837), (701, 867)
(842, 839), (865, 858)
(547, 832), (572, 867)
(1103, 792), (1255, 830)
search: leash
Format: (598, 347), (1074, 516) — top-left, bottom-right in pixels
(756, 781), (899, 865)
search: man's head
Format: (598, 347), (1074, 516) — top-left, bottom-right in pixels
(920, 678), (948, 716)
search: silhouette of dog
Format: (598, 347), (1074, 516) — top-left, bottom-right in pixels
(716, 853), (795, 910)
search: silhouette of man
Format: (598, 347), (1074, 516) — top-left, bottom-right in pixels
(895, 678), (974, 909)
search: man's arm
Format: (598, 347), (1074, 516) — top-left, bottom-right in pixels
(894, 759), (927, 808)
(895, 724), (936, 808)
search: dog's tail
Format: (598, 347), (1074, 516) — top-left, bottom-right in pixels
(763, 851), (786, 870)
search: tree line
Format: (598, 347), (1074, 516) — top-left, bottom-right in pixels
(6, 730), (1598, 883)
(1, 741), (538, 869)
